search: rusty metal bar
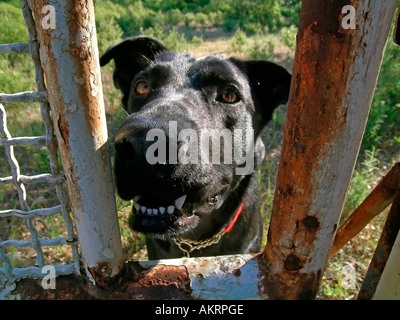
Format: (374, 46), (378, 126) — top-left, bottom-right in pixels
(357, 190), (400, 300)
(261, 0), (397, 299)
(28, 0), (124, 286)
(329, 163), (400, 259)
(14, 254), (268, 299)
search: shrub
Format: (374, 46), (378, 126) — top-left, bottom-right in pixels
(249, 35), (275, 60)
(139, 26), (190, 51)
(363, 38), (400, 153)
(280, 25), (298, 50)
(0, 3), (29, 44)
(230, 28), (247, 53)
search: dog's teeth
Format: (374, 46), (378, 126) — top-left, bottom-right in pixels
(134, 203), (140, 212)
(167, 206), (175, 214)
(159, 207), (166, 214)
(133, 195), (142, 202)
(141, 206), (147, 213)
(147, 208), (152, 215)
(152, 208), (158, 215)
(174, 195), (187, 210)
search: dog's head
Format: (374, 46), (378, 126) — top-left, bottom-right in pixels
(101, 36), (291, 239)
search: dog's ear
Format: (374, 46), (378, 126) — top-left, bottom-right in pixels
(100, 36), (168, 108)
(229, 58), (291, 126)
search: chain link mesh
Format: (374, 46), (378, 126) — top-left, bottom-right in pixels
(0, 1), (81, 294)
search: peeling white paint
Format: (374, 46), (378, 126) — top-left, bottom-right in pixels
(140, 254), (266, 300)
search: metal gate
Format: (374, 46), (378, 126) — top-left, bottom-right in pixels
(0, 0), (124, 299)
(1, 0), (399, 300)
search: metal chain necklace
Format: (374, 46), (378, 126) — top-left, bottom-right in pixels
(173, 201), (244, 257)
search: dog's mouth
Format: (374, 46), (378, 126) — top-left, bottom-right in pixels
(128, 193), (223, 237)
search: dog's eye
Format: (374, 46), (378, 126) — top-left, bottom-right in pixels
(221, 87), (240, 104)
(134, 80), (150, 96)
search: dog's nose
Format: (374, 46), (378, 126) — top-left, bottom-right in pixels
(114, 116), (176, 177)
(115, 117), (161, 159)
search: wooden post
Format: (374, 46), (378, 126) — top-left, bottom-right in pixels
(28, 0), (124, 286)
(262, 0), (397, 299)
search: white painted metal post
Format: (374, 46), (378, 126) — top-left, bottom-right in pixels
(28, 0), (124, 286)
(373, 230), (400, 299)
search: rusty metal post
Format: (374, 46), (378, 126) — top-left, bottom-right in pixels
(262, 1), (397, 299)
(28, 0), (124, 286)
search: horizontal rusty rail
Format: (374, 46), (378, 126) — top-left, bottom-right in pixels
(14, 254), (267, 299)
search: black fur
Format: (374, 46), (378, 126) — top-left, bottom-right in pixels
(101, 36), (291, 259)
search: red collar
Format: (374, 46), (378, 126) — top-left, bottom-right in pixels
(224, 201), (244, 233)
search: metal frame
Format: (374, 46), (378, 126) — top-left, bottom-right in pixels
(1, 0), (399, 299)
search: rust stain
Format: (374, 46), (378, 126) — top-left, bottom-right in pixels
(13, 261), (192, 300)
(29, 1), (81, 196)
(232, 268), (241, 277)
(68, 1), (104, 141)
(30, 0), (107, 187)
(88, 261), (124, 289)
(258, 253), (322, 300)
(110, 262), (192, 300)
(302, 216), (320, 230)
(284, 254), (303, 271)
(57, 116), (70, 146)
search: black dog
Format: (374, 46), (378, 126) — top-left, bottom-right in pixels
(100, 36), (291, 260)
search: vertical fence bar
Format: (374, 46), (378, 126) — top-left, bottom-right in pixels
(28, 0), (124, 286)
(372, 228), (400, 300)
(357, 190), (400, 300)
(261, 0), (397, 299)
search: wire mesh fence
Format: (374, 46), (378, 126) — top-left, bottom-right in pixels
(0, 1), (80, 298)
